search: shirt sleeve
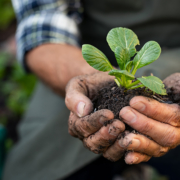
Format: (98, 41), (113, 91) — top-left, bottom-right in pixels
(12, 0), (81, 71)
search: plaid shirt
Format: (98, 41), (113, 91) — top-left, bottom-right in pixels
(12, 0), (82, 71)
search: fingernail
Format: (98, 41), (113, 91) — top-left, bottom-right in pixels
(119, 136), (131, 148)
(132, 102), (146, 112)
(132, 139), (140, 148)
(121, 110), (136, 123)
(109, 125), (119, 136)
(77, 102), (85, 117)
(126, 156), (139, 165)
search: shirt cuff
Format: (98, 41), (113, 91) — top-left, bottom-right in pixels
(16, 11), (80, 72)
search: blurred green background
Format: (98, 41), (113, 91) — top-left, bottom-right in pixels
(0, 0), (15, 30)
(0, 0), (37, 177)
(0, 0), (37, 152)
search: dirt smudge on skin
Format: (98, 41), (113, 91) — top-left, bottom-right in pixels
(104, 119), (114, 126)
(78, 82), (84, 89)
(108, 139), (114, 145)
(98, 145), (106, 150)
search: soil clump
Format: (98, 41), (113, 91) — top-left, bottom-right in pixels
(92, 81), (180, 130)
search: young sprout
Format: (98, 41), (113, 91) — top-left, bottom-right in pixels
(82, 27), (167, 95)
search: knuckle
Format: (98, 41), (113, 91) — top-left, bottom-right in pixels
(169, 104), (180, 126)
(68, 129), (76, 137)
(83, 138), (91, 150)
(68, 119), (73, 129)
(143, 138), (151, 151)
(163, 128), (179, 147)
(155, 147), (169, 157)
(86, 113), (101, 129)
(151, 100), (163, 119)
(103, 152), (117, 162)
(74, 119), (89, 138)
(84, 134), (108, 154)
(68, 114), (77, 137)
(68, 113), (74, 126)
(98, 134), (113, 146)
(169, 137), (178, 148)
(141, 121), (153, 135)
(84, 138), (105, 154)
(83, 137), (93, 150)
(98, 127), (117, 146)
(151, 106), (160, 119)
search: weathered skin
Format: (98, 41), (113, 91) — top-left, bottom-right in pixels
(65, 72), (180, 164)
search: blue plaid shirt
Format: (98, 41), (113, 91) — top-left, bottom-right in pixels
(12, 0), (82, 71)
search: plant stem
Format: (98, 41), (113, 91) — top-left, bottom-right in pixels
(126, 80), (132, 86)
(121, 75), (126, 86)
(114, 79), (120, 87)
(126, 80), (140, 89)
(116, 77), (123, 86)
(129, 84), (144, 90)
(131, 68), (137, 75)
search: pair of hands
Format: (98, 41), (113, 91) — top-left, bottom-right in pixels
(65, 72), (180, 164)
(27, 44), (180, 164)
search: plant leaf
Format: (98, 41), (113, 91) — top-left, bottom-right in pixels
(82, 44), (113, 72)
(109, 69), (135, 80)
(115, 47), (130, 70)
(107, 27), (140, 57)
(125, 61), (133, 72)
(133, 41), (161, 70)
(137, 76), (167, 95)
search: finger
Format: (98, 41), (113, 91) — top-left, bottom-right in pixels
(103, 131), (130, 162)
(68, 112), (78, 138)
(125, 152), (151, 165)
(120, 106), (180, 147)
(130, 96), (180, 127)
(83, 120), (125, 154)
(119, 133), (169, 157)
(69, 109), (114, 139)
(65, 77), (93, 118)
(65, 73), (113, 118)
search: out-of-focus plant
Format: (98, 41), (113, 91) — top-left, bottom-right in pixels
(0, 0), (15, 29)
(0, 51), (36, 158)
(0, 52), (37, 126)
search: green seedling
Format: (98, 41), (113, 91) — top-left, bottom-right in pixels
(82, 27), (167, 95)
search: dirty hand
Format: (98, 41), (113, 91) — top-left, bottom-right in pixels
(65, 72), (126, 157)
(114, 73), (180, 164)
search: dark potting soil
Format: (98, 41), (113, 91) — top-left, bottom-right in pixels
(92, 81), (180, 131)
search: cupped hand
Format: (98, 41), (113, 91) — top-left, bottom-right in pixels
(65, 72), (126, 156)
(115, 73), (180, 164)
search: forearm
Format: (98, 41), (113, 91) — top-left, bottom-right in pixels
(26, 44), (97, 96)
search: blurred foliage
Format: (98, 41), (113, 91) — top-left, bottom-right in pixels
(0, 0), (15, 29)
(0, 52), (37, 126)
(0, 52), (37, 168)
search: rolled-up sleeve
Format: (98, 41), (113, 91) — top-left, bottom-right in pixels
(12, 0), (81, 71)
